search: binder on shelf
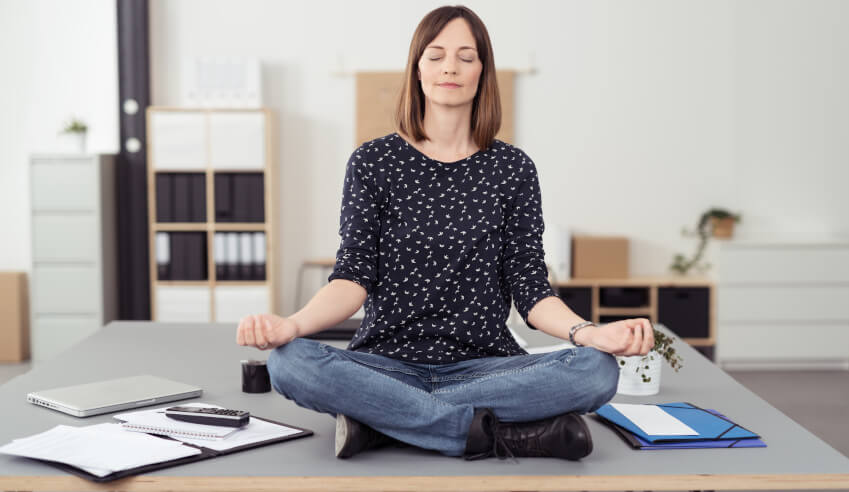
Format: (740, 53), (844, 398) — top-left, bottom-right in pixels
(156, 232), (170, 281)
(155, 174), (173, 222)
(225, 233), (239, 280)
(214, 232), (226, 281)
(253, 231), (266, 281)
(173, 174), (192, 222)
(232, 174), (264, 222)
(190, 174), (206, 222)
(239, 233), (253, 280)
(595, 402), (759, 444)
(168, 232), (208, 281)
(214, 173), (232, 222)
(187, 233), (208, 281)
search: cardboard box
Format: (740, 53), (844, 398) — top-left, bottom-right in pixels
(0, 272), (30, 362)
(571, 236), (629, 279)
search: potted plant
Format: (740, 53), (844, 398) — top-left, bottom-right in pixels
(670, 207), (742, 275)
(58, 116), (88, 153)
(616, 327), (683, 396)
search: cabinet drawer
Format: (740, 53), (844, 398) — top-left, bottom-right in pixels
(32, 214), (98, 262)
(156, 286), (211, 322)
(32, 266), (99, 314)
(31, 315), (100, 362)
(718, 286), (849, 322)
(718, 322), (849, 361)
(31, 160), (97, 211)
(556, 287), (592, 321)
(719, 245), (849, 284)
(214, 286), (270, 322)
(657, 287), (710, 338)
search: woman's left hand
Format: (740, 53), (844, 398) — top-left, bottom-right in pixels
(574, 318), (654, 356)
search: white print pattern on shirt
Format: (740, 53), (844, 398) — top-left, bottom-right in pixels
(329, 133), (555, 363)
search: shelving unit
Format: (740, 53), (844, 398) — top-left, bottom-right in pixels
(146, 107), (275, 322)
(552, 276), (716, 360)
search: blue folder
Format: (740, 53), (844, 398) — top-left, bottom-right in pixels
(595, 402), (760, 443)
(599, 408), (767, 449)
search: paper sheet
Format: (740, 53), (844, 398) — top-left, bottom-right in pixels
(610, 403), (699, 436)
(0, 423), (200, 477)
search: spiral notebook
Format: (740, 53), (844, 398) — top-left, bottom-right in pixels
(116, 408), (237, 440)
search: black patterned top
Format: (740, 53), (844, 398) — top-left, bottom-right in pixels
(327, 132), (556, 363)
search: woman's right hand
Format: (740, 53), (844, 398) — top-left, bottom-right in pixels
(236, 314), (299, 350)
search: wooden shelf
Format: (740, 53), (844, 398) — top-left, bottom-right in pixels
(597, 307), (652, 316)
(154, 223), (208, 231)
(155, 280), (210, 287)
(213, 223), (268, 231)
(552, 277), (717, 360)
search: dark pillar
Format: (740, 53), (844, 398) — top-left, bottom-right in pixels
(115, 0), (151, 319)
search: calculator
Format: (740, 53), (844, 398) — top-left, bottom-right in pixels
(164, 406), (250, 428)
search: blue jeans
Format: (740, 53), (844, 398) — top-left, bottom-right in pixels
(267, 338), (619, 457)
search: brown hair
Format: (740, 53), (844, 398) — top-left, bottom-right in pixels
(395, 5), (501, 151)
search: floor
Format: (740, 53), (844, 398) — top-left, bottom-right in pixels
(1, 362), (846, 492)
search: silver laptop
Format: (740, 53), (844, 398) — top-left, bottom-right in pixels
(27, 375), (203, 417)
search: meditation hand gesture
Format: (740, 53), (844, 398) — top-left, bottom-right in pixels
(236, 314), (299, 350)
(575, 318), (654, 357)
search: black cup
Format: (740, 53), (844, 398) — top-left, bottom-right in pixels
(241, 359), (271, 393)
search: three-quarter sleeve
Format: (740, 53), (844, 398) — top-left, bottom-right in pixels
(327, 149), (382, 294)
(501, 156), (557, 329)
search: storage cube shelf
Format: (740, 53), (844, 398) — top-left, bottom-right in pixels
(147, 107), (275, 323)
(552, 276), (716, 360)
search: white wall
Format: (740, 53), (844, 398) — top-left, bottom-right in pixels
(0, 0), (119, 270)
(149, 0), (849, 316)
(3, 0), (848, 319)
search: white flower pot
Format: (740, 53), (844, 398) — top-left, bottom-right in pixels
(57, 132), (87, 153)
(616, 350), (662, 396)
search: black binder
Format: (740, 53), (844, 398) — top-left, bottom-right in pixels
(173, 174), (192, 222)
(155, 174), (173, 222)
(214, 173), (233, 222)
(35, 416), (312, 483)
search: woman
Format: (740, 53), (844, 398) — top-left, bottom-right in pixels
(236, 5), (653, 461)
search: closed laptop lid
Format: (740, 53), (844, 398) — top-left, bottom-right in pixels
(27, 375), (202, 417)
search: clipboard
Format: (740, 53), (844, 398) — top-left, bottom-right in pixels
(595, 409), (767, 450)
(595, 402), (759, 443)
(32, 416), (312, 483)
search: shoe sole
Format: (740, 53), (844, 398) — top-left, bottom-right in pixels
(335, 414), (352, 458)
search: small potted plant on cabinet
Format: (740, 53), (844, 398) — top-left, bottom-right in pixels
(58, 116), (88, 153)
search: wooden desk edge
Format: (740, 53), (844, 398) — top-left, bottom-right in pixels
(3, 473), (849, 491)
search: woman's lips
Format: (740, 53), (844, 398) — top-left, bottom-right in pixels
(438, 83), (461, 88)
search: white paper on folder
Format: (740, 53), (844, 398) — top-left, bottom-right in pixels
(610, 403), (699, 436)
(0, 423), (200, 477)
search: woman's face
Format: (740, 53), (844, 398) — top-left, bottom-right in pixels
(417, 17), (483, 109)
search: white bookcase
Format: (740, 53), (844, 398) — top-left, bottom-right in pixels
(717, 240), (849, 370)
(147, 107), (275, 323)
(29, 154), (117, 361)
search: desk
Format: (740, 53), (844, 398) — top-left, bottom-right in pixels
(1, 321), (848, 491)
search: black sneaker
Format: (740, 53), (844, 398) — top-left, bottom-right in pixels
(463, 409), (593, 461)
(334, 414), (397, 459)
